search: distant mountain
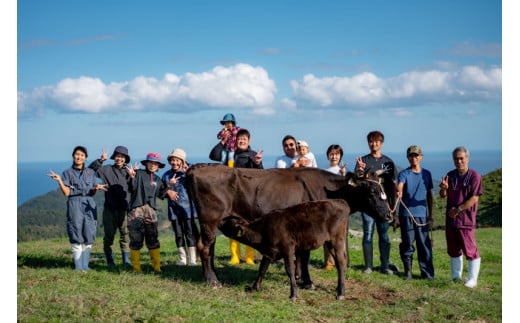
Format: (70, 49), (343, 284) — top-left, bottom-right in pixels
(17, 190), (171, 242)
(17, 169), (501, 242)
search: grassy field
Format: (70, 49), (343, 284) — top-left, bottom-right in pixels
(17, 228), (501, 322)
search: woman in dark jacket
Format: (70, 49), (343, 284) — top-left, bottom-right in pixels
(210, 129), (263, 169)
(209, 128), (263, 264)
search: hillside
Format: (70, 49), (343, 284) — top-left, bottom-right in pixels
(17, 168), (502, 242)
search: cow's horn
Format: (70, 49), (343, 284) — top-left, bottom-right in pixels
(348, 178), (358, 187)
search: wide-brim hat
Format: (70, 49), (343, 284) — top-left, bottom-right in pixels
(220, 113), (236, 125)
(110, 146), (130, 163)
(167, 148), (186, 163)
(141, 152), (165, 168)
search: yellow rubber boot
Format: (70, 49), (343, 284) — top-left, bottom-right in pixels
(323, 245), (335, 270)
(130, 249), (141, 272)
(245, 246), (256, 265)
(149, 248), (161, 272)
(228, 239), (241, 265)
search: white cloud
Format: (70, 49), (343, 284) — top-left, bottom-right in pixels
(290, 65), (501, 110)
(18, 64), (501, 119)
(18, 63), (277, 117)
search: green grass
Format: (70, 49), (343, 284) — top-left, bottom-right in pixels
(18, 228), (501, 322)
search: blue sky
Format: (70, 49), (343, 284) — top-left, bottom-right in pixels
(15, 0), (503, 164)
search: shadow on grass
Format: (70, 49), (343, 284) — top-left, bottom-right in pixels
(17, 251), (278, 287)
(18, 250), (346, 292)
(18, 254), (72, 269)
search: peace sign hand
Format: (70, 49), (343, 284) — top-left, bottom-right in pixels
(169, 174), (178, 186)
(439, 176), (449, 190)
(355, 157), (365, 171)
(126, 163), (139, 178)
(100, 148), (108, 162)
(47, 170), (61, 182)
(96, 183), (108, 191)
(255, 149), (263, 164)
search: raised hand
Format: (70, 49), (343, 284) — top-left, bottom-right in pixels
(169, 174), (178, 186)
(339, 161), (347, 176)
(355, 157), (365, 171)
(439, 176), (449, 190)
(96, 183), (108, 191)
(47, 170), (61, 181)
(100, 148), (108, 161)
(182, 161), (189, 172)
(255, 149), (263, 164)
(126, 164), (137, 178)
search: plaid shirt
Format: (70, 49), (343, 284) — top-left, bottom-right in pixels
(217, 126), (240, 152)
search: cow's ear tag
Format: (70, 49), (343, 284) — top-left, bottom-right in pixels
(381, 191), (387, 200)
(237, 229), (243, 237)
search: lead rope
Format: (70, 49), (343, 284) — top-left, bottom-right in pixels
(399, 199), (428, 227)
(398, 198), (434, 248)
(366, 178), (433, 246)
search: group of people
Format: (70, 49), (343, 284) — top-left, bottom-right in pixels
(275, 130), (482, 288)
(48, 145), (198, 273)
(48, 112), (483, 289)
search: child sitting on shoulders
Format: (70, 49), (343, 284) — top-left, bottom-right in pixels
(216, 113), (240, 167)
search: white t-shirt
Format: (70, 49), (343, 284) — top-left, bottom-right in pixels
(274, 155), (294, 168)
(326, 165), (341, 175)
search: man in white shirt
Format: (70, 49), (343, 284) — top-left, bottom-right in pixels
(274, 135), (298, 168)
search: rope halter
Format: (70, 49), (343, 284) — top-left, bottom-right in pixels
(365, 178), (399, 214)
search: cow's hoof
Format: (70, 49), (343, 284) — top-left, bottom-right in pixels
(302, 283), (315, 290)
(336, 295), (345, 301)
(207, 280), (222, 288)
(245, 286), (258, 293)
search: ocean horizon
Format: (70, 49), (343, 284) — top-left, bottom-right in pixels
(18, 150), (502, 207)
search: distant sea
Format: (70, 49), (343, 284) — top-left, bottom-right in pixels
(17, 150), (501, 207)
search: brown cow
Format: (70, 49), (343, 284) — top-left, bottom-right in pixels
(219, 199), (350, 300)
(186, 164), (396, 286)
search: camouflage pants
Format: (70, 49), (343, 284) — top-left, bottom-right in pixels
(127, 204), (160, 250)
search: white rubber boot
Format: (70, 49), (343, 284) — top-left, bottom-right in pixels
(71, 244), (83, 271)
(450, 256), (463, 281)
(81, 244), (92, 271)
(464, 258), (481, 288)
(176, 247), (187, 266)
(188, 247), (197, 266)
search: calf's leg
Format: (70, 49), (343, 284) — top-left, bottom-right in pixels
(251, 256), (272, 292)
(298, 250), (314, 290)
(333, 239), (347, 300)
(284, 250), (299, 300)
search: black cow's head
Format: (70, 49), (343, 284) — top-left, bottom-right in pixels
(326, 169), (397, 224)
(355, 168), (397, 224)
